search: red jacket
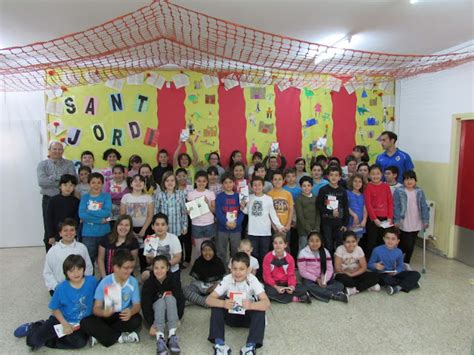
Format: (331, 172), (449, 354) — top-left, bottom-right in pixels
(364, 182), (393, 221)
(262, 251), (296, 287)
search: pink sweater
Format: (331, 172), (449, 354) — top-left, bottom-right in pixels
(262, 251), (296, 287)
(297, 246), (333, 282)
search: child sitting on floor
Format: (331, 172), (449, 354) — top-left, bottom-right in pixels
(184, 240), (226, 308)
(334, 231), (380, 296)
(141, 255), (185, 355)
(80, 250), (142, 347)
(43, 218), (93, 296)
(297, 231), (348, 303)
(262, 234), (310, 304)
(368, 229), (421, 295)
(206, 252), (270, 355)
(15, 255), (96, 350)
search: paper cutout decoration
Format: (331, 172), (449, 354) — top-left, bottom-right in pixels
(144, 128), (159, 147)
(250, 87), (265, 99)
(194, 80), (201, 90)
(223, 78), (239, 90)
(205, 95), (216, 104)
(135, 95), (149, 113)
(202, 75), (219, 89)
(45, 87), (63, 100)
(126, 73), (144, 85)
(172, 73), (190, 89)
(127, 121), (141, 139)
(46, 100), (64, 116)
(277, 82), (291, 92)
(250, 141), (258, 154)
(357, 105), (370, 116)
(378, 81), (391, 92)
(146, 73), (166, 89)
(370, 98), (378, 106)
(66, 127), (82, 146)
(266, 107), (273, 118)
(365, 117), (378, 126)
(64, 96), (76, 114)
(314, 103), (322, 117)
(240, 82), (254, 88)
(84, 97), (98, 115)
(247, 112), (256, 127)
(344, 81), (356, 95)
(382, 95), (395, 107)
(188, 94), (199, 104)
(303, 88), (315, 98)
(91, 124), (105, 142)
(203, 125), (217, 137)
(361, 90), (368, 98)
(368, 130), (375, 139)
(305, 118), (317, 127)
(110, 128), (124, 146)
(105, 78), (124, 91)
(258, 121), (274, 134)
(47, 119), (66, 136)
(109, 93), (124, 112)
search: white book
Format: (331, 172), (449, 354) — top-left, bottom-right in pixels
(53, 323), (80, 338)
(380, 220), (394, 229)
(186, 196), (210, 219)
(226, 211), (237, 223)
(239, 186), (249, 203)
(104, 284), (122, 313)
(327, 195), (339, 210)
(229, 291), (246, 315)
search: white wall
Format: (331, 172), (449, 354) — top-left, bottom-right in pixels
(396, 61), (474, 163)
(0, 91), (46, 247)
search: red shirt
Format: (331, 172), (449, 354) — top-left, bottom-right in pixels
(364, 182), (393, 221)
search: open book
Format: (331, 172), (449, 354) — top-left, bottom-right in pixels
(185, 196), (210, 219)
(379, 220), (394, 229)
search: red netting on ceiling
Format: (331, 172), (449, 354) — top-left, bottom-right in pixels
(1, 0), (473, 91)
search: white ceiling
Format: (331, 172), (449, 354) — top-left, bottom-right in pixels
(0, 0), (473, 54)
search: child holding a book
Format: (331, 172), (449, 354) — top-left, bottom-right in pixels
(184, 240), (226, 308)
(215, 173), (245, 264)
(141, 255), (185, 355)
(43, 218), (93, 295)
(80, 250), (142, 347)
(104, 164), (128, 221)
(262, 234), (310, 304)
(297, 232), (348, 303)
(346, 173), (367, 239)
(16, 255), (96, 350)
(368, 229), (421, 295)
(206, 252), (270, 355)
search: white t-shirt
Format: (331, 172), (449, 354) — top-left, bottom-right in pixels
(144, 233), (182, 272)
(187, 189), (216, 226)
(214, 273), (264, 302)
(228, 255), (260, 272)
(245, 194), (283, 236)
(335, 245), (365, 272)
(120, 193), (153, 227)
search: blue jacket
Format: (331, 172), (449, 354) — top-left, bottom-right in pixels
(393, 187), (429, 225)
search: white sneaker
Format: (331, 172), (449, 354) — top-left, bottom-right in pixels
(214, 344), (231, 355)
(240, 345), (256, 355)
(119, 331), (140, 344)
(369, 283), (381, 292)
(345, 287), (359, 296)
(90, 336), (98, 347)
(404, 263), (413, 271)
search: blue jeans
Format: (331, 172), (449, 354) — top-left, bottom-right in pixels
(302, 278), (344, 302)
(82, 236), (104, 265)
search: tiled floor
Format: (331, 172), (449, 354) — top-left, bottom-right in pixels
(1, 246), (472, 354)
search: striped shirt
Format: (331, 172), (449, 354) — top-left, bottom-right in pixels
(153, 190), (188, 236)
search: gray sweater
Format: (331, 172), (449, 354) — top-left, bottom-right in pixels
(37, 158), (76, 196)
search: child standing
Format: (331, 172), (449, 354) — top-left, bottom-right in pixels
(310, 162), (329, 197)
(207, 166), (223, 196)
(43, 219), (93, 295)
(297, 232), (348, 303)
(252, 163), (273, 193)
(232, 162), (248, 194)
(215, 173), (245, 264)
(104, 165), (129, 221)
(152, 149), (174, 186)
(268, 170), (294, 246)
(207, 152), (226, 177)
(393, 170), (430, 264)
(206, 252), (271, 355)
(368, 229), (421, 295)
(16, 255), (96, 350)
(384, 166), (403, 194)
(294, 157), (310, 184)
(140, 163), (158, 196)
(75, 166), (91, 199)
(316, 166), (349, 253)
(346, 173), (368, 239)
(262, 234), (310, 304)
(127, 154), (142, 177)
(357, 162), (370, 182)
(97, 215), (139, 278)
(80, 250), (142, 347)
(46, 174), (80, 248)
(120, 174), (154, 271)
(263, 148), (287, 182)
(187, 171), (216, 263)
(247, 151), (263, 177)
(364, 164), (394, 259)
(79, 172), (112, 265)
(283, 168), (301, 201)
(295, 176), (320, 250)
(154, 171), (189, 265)
(184, 240), (226, 307)
(334, 231), (380, 295)
(242, 176), (286, 275)
(101, 148), (122, 184)
(141, 255), (185, 355)
(173, 138), (199, 186)
(143, 213), (182, 284)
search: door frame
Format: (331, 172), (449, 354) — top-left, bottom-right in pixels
(447, 112), (474, 260)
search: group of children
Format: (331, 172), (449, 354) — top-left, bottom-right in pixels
(21, 139), (429, 354)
